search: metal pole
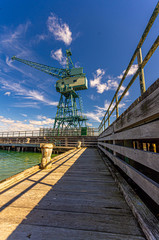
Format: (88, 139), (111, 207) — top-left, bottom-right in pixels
(104, 116), (106, 130)
(116, 94), (119, 118)
(137, 48), (146, 95)
(108, 110), (110, 126)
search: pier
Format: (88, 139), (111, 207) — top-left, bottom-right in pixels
(0, 3), (159, 240)
(0, 148), (146, 239)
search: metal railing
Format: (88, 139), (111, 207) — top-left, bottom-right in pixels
(0, 127), (99, 138)
(99, 2), (159, 134)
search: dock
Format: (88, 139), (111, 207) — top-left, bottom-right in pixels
(0, 148), (145, 239)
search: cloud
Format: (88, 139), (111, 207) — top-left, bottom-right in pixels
(84, 112), (101, 123)
(47, 13), (72, 45)
(90, 68), (130, 96)
(0, 78), (58, 106)
(51, 48), (66, 67)
(117, 64), (138, 79)
(89, 94), (96, 100)
(37, 115), (47, 120)
(4, 92), (11, 96)
(1, 21), (31, 44)
(86, 123), (93, 127)
(0, 115), (55, 131)
(90, 68), (108, 94)
(84, 100), (126, 123)
(21, 114), (27, 117)
(30, 118), (54, 126)
(0, 21), (32, 59)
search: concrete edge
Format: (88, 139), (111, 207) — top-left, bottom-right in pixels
(0, 165), (40, 192)
(0, 148), (77, 192)
(98, 149), (159, 240)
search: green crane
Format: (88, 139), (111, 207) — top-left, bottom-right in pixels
(11, 50), (88, 131)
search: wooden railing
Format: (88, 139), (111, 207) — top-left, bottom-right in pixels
(98, 79), (159, 205)
(98, 2), (159, 133)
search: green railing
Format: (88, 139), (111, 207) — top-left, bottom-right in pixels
(99, 2), (159, 134)
(0, 127), (99, 138)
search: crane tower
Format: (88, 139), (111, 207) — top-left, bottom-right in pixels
(11, 50), (88, 130)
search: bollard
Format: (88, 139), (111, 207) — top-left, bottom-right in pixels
(40, 143), (54, 169)
(76, 140), (81, 149)
(26, 138), (30, 143)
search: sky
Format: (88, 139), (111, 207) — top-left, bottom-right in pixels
(0, 0), (158, 132)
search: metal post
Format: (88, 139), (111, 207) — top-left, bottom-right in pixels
(116, 94), (119, 118)
(108, 110), (110, 126)
(137, 48), (146, 95)
(104, 116), (106, 130)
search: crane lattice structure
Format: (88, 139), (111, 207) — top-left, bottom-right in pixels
(11, 50), (88, 130)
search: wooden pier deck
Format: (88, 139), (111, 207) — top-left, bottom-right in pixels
(0, 148), (145, 240)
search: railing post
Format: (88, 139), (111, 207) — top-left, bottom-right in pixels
(104, 116), (105, 130)
(108, 110), (110, 126)
(116, 94), (119, 118)
(137, 48), (146, 95)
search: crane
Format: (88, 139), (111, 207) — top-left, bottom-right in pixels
(11, 50), (88, 131)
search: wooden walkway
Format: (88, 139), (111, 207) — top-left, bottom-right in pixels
(0, 148), (145, 240)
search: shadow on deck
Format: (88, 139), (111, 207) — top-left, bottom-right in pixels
(0, 148), (145, 240)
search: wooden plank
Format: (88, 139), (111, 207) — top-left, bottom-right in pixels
(98, 149), (159, 240)
(0, 148), (145, 239)
(98, 142), (159, 171)
(98, 145), (159, 205)
(98, 119), (159, 141)
(99, 124), (114, 138)
(0, 223), (145, 240)
(114, 83), (159, 132)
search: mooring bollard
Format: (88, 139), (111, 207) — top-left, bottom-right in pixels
(40, 143), (53, 169)
(76, 140), (81, 149)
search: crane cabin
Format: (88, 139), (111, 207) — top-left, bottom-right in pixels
(56, 70), (88, 93)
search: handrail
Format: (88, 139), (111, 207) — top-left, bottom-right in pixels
(99, 2), (159, 133)
(0, 127), (99, 137)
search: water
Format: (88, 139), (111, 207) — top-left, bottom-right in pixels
(0, 150), (56, 182)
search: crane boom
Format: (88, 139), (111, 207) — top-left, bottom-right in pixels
(11, 50), (88, 130)
(11, 56), (70, 79)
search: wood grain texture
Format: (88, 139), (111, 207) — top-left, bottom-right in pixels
(98, 145), (159, 205)
(98, 149), (159, 240)
(98, 119), (159, 141)
(98, 142), (159, 171)
(114, 86), (159, 132)
(0, 148), (145, 240)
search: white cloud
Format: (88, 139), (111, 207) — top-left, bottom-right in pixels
(1, 21), (31, 44)
(90, 68), (108, 94)
(36, 34), (48, 42)
(0, 79), (58, 106)
(4, 92), (11, 96)
(86, 123), (93, 127)
(0, 21), (32, 59)
(84, 112), (101, 123)
(47, 13), (72, 45)
(89, 94), (96, 100)
(84, 100), (126, 123)
(117, 64), (138, 79)
(0, 115), (55, 132)
(90, 68), (130, 96)
(51, 48), (66, 67)
(30, 118), (54, 126)
(37, 115), (47, 120)
(21, 114), (27, 117)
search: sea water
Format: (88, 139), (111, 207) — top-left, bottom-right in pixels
(0, 150), (56, 182)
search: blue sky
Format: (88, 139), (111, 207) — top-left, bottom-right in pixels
(0, 0), (158, 131)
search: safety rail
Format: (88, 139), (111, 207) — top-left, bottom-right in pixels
(98, 2), (159, 133)
(0, 127), (99, 138)
(98, 78), (159, 206)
